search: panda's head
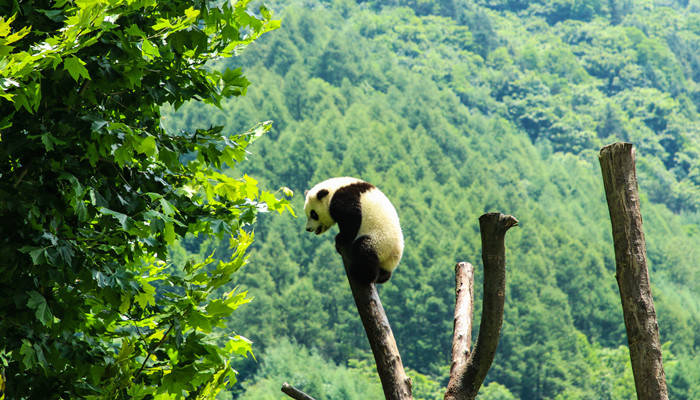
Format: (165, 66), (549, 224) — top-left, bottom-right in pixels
(304, 186), (334, 235)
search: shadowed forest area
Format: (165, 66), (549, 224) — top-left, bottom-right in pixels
(162, 0), (700, 398)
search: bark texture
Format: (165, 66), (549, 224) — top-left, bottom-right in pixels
(599, 142), (669, 400)
(444, 262), (475, 399)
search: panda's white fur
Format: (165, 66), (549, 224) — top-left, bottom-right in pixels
(304, 177), (403, 283)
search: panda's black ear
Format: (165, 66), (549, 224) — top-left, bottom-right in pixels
(317, 189), (329, 200)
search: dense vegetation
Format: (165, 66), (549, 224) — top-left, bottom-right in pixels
(164, 0), (700, 399)
(0, 0), (289, 398)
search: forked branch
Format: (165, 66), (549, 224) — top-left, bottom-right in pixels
(445, 213), (518, 400)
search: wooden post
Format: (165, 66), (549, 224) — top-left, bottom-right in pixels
(444, 262), (475, 399)
(599, 142), (669, 400)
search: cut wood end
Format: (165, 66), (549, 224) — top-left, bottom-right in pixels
(503, 215), (519, 229)
(479, 213), (519, 230)
(479, 213), (520, 228)
(455, 262), (474, 273)
(599, 142), (634, 158)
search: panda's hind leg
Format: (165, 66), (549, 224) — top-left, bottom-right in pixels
(349, 236), (381, 284)
(376, 269), (392, 284)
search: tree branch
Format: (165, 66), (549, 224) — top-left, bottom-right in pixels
(444, 262), (475, 399)
(13, 168), (28, 188)
(599, 142), (669, 400)
(446, 213), (518, 400)
(339, 245), (413, 400)
(281, 382), (317, 400)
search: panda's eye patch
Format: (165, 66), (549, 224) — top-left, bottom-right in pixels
(310, 210), (319, 220)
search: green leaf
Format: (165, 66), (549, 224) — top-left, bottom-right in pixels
(40, 133), (65, 151)
(134, 135), (157, 157)
(159, 198), (177, 216)
(206, 290), (250, 317)
(57, 244), (73, 265)
(119, 295), (131, 314)
(63, 56), (90, 82)
(141, 39), (159, 60)
(162, 365), (197, 393)
(226, 335), (253, 358)
(0, 15), (15, 37)
(19, 246), (46, 264)
(27, 291), (53, 326)
(127, 383), (156, 399)
(89, 189), (108, 208)
(74, 200), (88, 221)
(20, 339), (37, 369)
(40, 9), (65, 23)
(187, 309), (211, 332)
(163, 221), (175, 244)
(99, 207), (129, 230)
(125, 24), (146, 37)
(134, 282), (156, 308)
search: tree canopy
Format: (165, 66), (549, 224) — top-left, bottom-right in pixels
(0, 0), (290, 398)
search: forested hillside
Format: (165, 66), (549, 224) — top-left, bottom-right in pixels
(163, 0), (700, 398)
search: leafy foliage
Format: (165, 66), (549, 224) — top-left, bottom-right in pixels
(0, 0), (290, 398)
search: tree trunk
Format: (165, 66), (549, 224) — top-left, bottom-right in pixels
(599, 142), (669, 400)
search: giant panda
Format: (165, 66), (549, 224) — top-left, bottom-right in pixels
(304, 177), (404, 284)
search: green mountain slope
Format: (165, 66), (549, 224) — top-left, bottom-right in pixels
(163, 0), (700, 398)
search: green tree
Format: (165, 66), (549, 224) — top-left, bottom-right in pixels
(0, 0), (290, 398)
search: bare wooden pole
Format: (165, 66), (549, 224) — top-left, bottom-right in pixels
(444, 262), (475, 400)
(446, 213), (518, 400)
(599, 142), (669, 400)
(338, 246), (413, 400)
